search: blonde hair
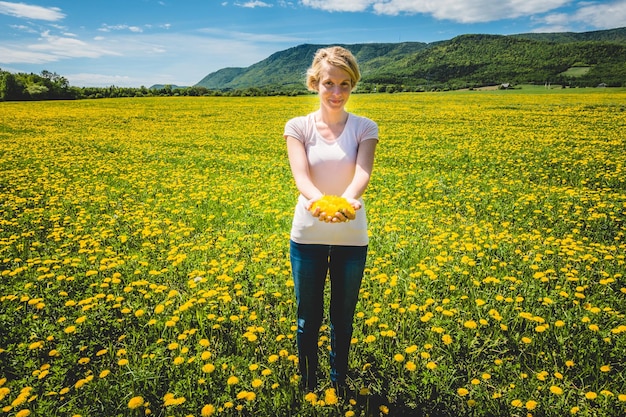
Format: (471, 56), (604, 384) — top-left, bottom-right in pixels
(306, 46), (361, 92)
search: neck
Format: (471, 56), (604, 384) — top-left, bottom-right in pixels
(316, 108), (348, 125)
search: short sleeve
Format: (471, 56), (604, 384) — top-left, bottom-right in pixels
(358, 117), (378, 143)
(284, 116), (306, 143)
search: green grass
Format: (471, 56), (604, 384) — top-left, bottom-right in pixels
(560, 67), (592, 77)
(1, 90), (625, 416)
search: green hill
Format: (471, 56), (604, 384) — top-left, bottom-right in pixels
(195, 27), (626, 92)
(196, 42), (429, 92)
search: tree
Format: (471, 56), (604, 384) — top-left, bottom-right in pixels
(0, 71), (23, 101)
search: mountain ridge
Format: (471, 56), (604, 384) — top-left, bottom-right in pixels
(195, 27), (626, 92)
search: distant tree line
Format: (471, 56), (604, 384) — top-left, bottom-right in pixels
(0, 69), (314, 101)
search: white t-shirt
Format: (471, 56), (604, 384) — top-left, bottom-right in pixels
(284, 112), (378, 246)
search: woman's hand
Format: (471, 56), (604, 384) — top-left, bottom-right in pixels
(307, 196), (360, 223)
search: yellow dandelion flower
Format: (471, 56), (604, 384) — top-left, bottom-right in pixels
(463, 320), (477, 330)
(304, 392), (318, 404)
(128, 396), (144, 409)
(28, 341), (43, 350)
(99, 370), (110, 378)
(394, 354), (404, 362)
(442, 334), (453, 345)
(64, 326), (76, 334)
(426, 361), (437, 370)
(227, 376), (239, 385)
(457, 388), (469, 397)
(324, 388), (338, 405)
(310, 195), (356, 220)
(526, 400), (537, 410)
(405, 345), (418, 354)
(550, 385), (563, 395)
(585, 391), (597, 400)
(600, 365), (611, 372)
(405, 361), (417, 372)
(201, 404), (216, 417)
(202, 363), (215, 373)
(15, 410), (30, 417)
(252, 379), (263, 388)
(511, 399), (523, 408)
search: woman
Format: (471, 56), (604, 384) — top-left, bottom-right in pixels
(284, 46), (378, 394)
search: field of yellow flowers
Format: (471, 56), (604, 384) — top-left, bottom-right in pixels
(1, 88), (625, 417)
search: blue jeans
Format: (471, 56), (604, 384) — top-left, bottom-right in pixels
(289, 240), (368, 390)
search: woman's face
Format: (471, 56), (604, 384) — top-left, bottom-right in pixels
(316, 62), (352, 112)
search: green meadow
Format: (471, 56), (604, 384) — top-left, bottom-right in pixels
(1, 89), (625, 416)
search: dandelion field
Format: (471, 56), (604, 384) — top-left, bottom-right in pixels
(1, 89), (625, 417)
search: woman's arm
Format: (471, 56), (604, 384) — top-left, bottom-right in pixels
(286, 136), (323, 204)
(341, 139), (378, 208)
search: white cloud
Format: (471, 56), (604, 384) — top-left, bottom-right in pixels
(0, 31), (120, 65)
(533, 0), (626, 32)
(10, 24), (37, 33)
(0, 45), (56, 64)
(235, 1), (273, 8)
(300, 0), (574, 22)
(301, 0), (373, 12)
(31, 31), (120, 58)
(300, 0), (625, 28)
(0, 1), (65, 21)
(99, 24), (144, 33)
(376, 0), (574, 22)
(574, 0), (626, 29)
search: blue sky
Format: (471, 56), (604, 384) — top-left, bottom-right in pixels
(1, 0), (624, 87)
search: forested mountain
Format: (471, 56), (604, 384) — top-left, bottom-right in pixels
(196, 42), (429, 93)
(196, 27), (626, 92)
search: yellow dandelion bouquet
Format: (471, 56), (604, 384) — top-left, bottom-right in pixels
(310, 195), (356, 221)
